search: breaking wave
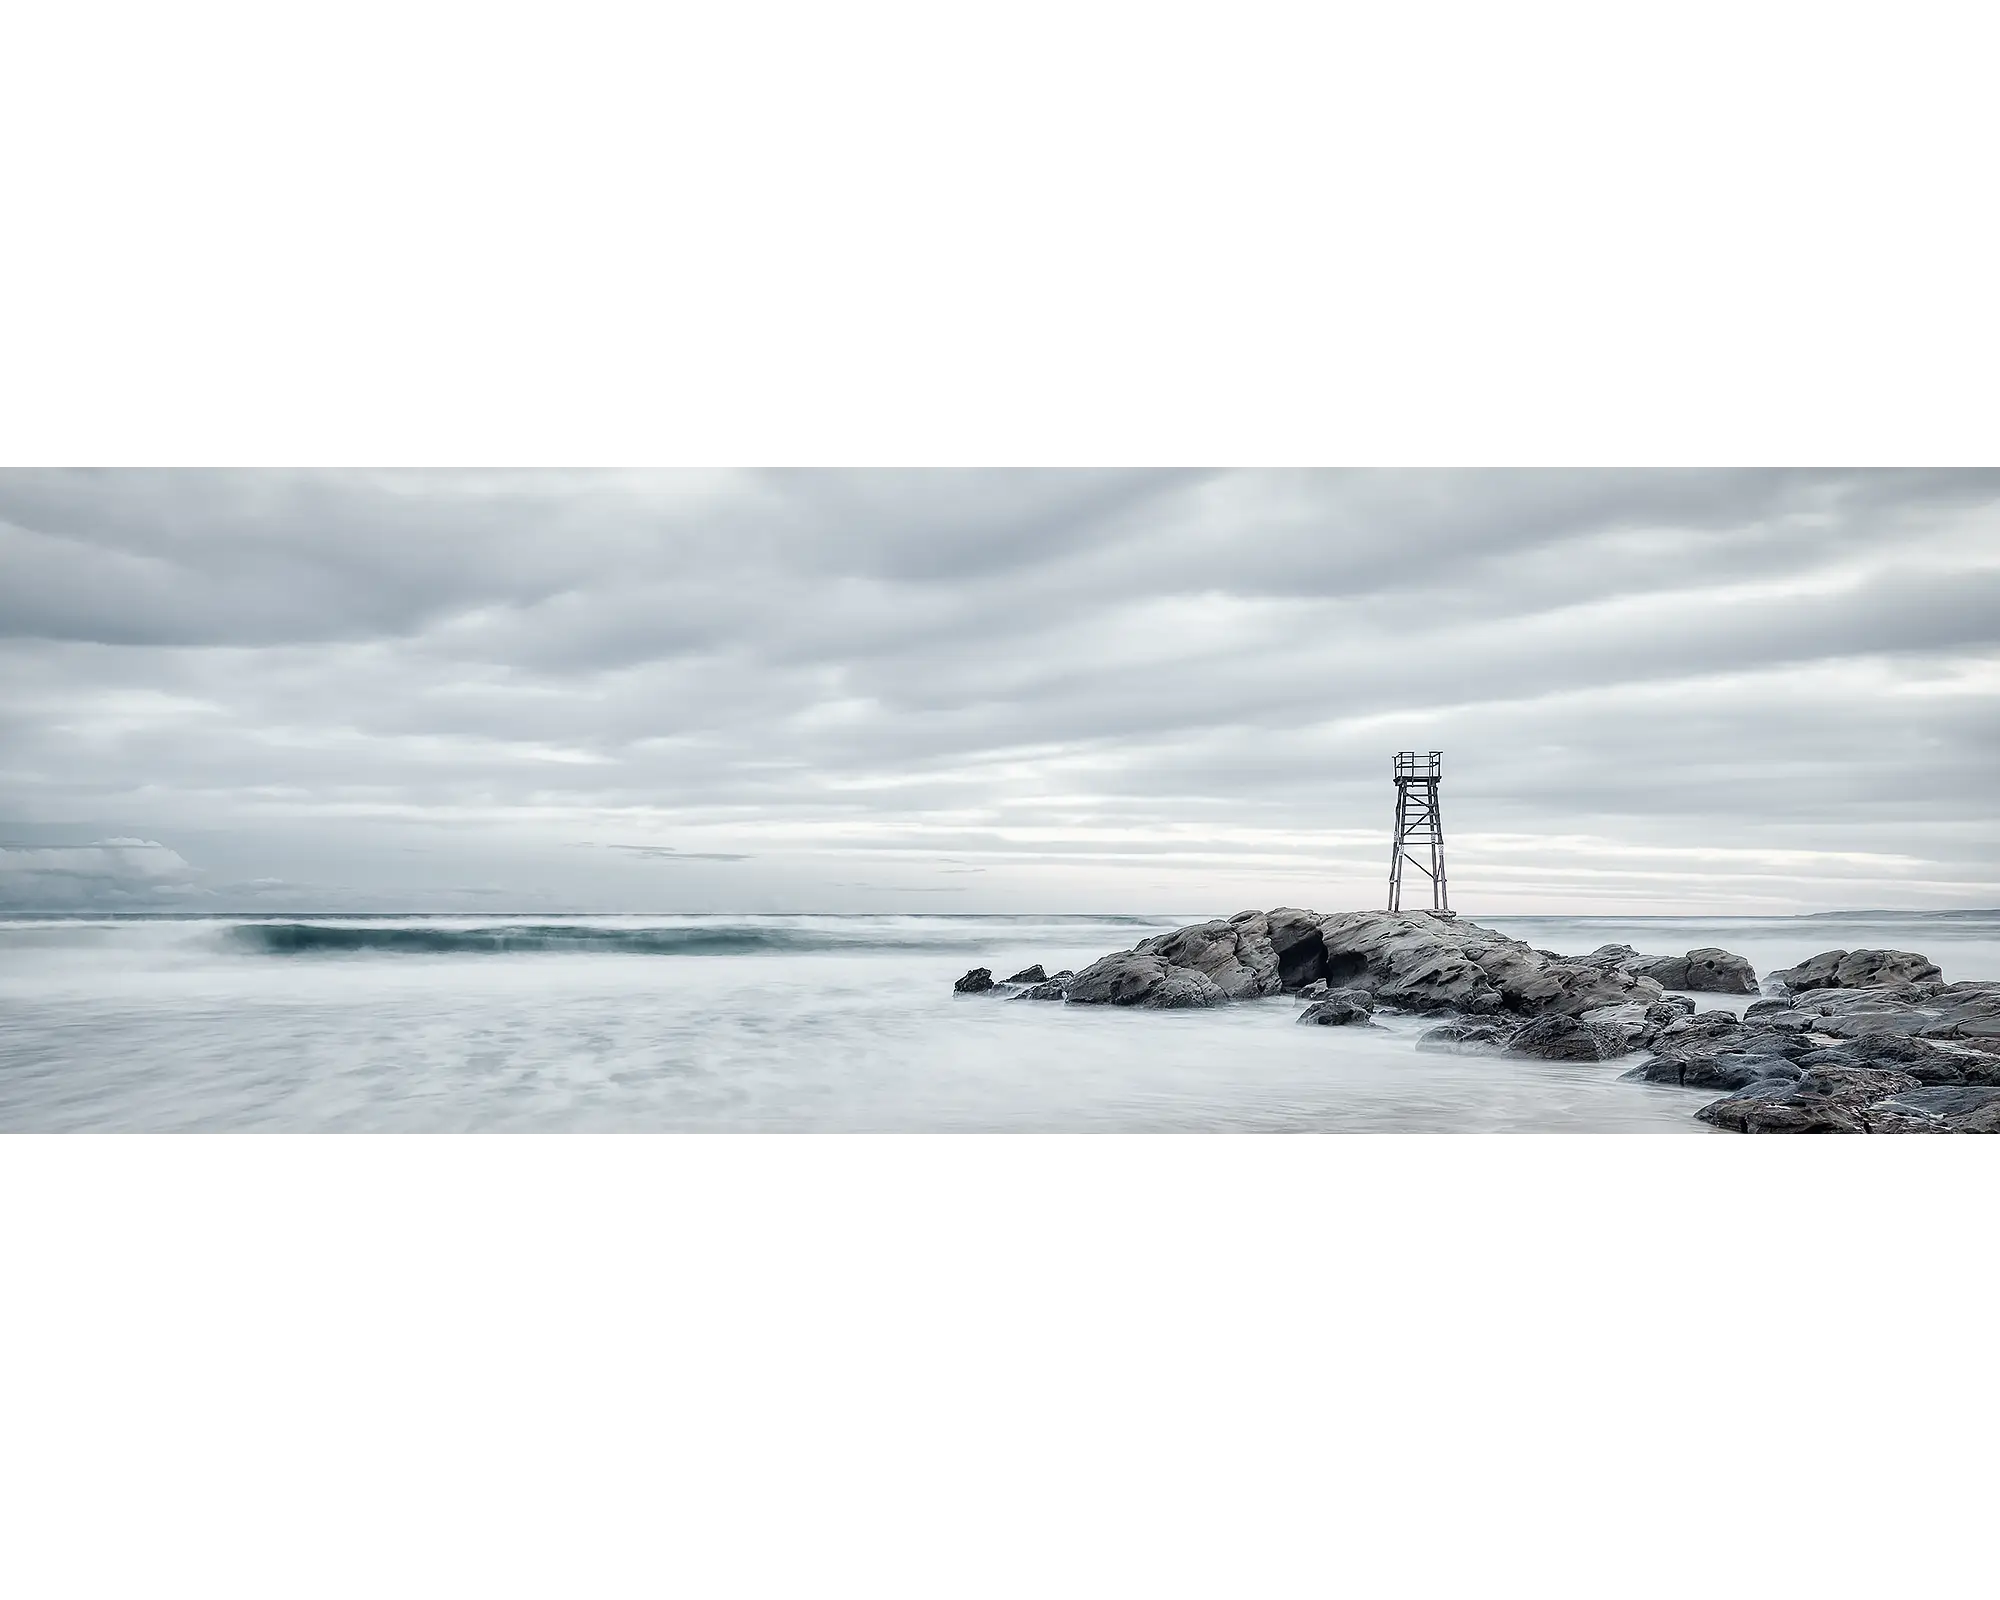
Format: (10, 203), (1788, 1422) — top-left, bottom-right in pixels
(225, 917), (1167, 958)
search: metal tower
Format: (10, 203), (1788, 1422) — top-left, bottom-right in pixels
(1388, 751), (1452, 916)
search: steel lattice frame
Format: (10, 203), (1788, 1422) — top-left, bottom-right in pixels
(1388, 750), (1451, 915)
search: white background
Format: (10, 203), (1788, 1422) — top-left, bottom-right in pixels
(3, 2), (1996, 1596)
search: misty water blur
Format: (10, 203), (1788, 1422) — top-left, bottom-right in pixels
(3, 911), (1995, 1132)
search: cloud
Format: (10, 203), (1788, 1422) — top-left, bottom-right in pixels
(0, 469), (1995, 912)
(0, 838), (203, 909)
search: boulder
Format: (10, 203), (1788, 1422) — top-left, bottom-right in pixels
(1065, 952), (1225, 1010)
(1579, 1001), (1658, 1052)
(1845, 1031), (2000, 1086)
(1508, 1013), (1632, 1063)
(1416, 1020), (1509, 1053)
(1311, 911), (1508, 1014)
(1769, 948), (1942, 991)
(1011, 970), (1074, 1001)
(1617, 947), (1757, 994)
(1297, 989), (1375, 1026)
(953, 967), (995, 995)
(1135, 918), (1281, 999)
(1627, 954), (1690, 989)
(1697, 1063), (1924, 1134)
(1868, 1085), (2000, 1134)
(1682, 948), (1759, 994)
(1004, 964), (1048, 985)
(1149, 968), (1229, 1009)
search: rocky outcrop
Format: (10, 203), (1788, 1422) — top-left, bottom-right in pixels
(1586, 943), (1758, 994)
(1134, 916), (1281, 999)
(1012, 970), (1075, 1001)
(1627, 978), (2000, 1129)
(1696, 1064), (1925, 1134)
(943, 911), (1994, 1133)
(1065, 952), (1226, 1010)
(1297, 989), (1374, 1026)
(1768, 948), (1943, 992)
(1415, 1019), (1509, 1053)
(1509, 1013), (1632, 1062)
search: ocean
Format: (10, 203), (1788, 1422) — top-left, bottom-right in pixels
(3, 910), (1996, 1133)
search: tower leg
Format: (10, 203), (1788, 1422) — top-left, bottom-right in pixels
(1388, 786), (1407, 912)
(1428, 781), (1449, 914)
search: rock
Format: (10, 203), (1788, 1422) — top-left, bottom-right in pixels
(1870, 1085), (2000, 1133)
(1004, 964), (1047, 985)
(1847, 1031), (2000, 1086)
(1012, 971), (1074, 1001)
(1309, 911), (1508, 1014)
(1148, 968), (1228, 1009)
(1627, 954), (1690, 989)
(1134, 917), (1281, 999)
(1294, 979), (1330, 1002)
(1065, 952), (1225, 1009)
(1682, 947), (1759, 994)
(1618, 947), (1757, 993)
(1766, 950), (1847, 991)
(1417, 1020), (1509, 1053)
(1267, 907), (1336, 991)
(1297, 989), (1375, 1026)
(1697, 1063), (1923, 1134)
(1769, 948), (1942, 991)
(1065, 952), (1165, 1006)
(1630, 1010), (1816, 1088)
(1508, 1013), (1631, 1062)
(1580, 1001), (1657, 1052)
(1628, 1049), (1799, 1091)
(953, 967), (995, 995)
(1469, 941), (1660, 1017)
(1700, 1081), (1869, 1134)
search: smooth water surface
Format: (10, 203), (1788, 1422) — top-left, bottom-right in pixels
(3, 911), (1994, 1132)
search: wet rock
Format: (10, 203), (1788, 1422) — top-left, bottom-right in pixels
(1769, 948), (1942, 991)
(1628, 1050), (1799, 1091)
(1297, 989), (1375, 1026)
(1267, 907), (1336, 991)
(1135, 918), (1281, 999)
(1417, 1020), (1510, 1053)
(1700, 1082), (1869, 1134)
(1148, 968), (1229, 1009)
(1508, 1013), (1631, 1062)
(1871, 1085), (2000, 1133)
(1066, 952), (1225, 1009)
(1619, 947), (1758, 994)
(1012, 970), (1074, 1001)
(1682, 948), (1760, 994)
(1004, 964), (1048, 985)
(953, 967), (995, 995)
(1066, 952), (1164, 1006)
(1697, 1063), (1923, 1134)
(1294, 979), (1330, 1002)
(1580, 1001), (1657, 1051)
(1848, 1031), (2000, 1086)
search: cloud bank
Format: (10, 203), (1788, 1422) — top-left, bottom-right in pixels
(1, 469), (1995, 912)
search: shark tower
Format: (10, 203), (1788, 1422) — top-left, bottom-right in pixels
(1387, 750), (1452, 916)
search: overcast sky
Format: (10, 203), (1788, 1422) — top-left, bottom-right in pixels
(2, 468), (1995, 915)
